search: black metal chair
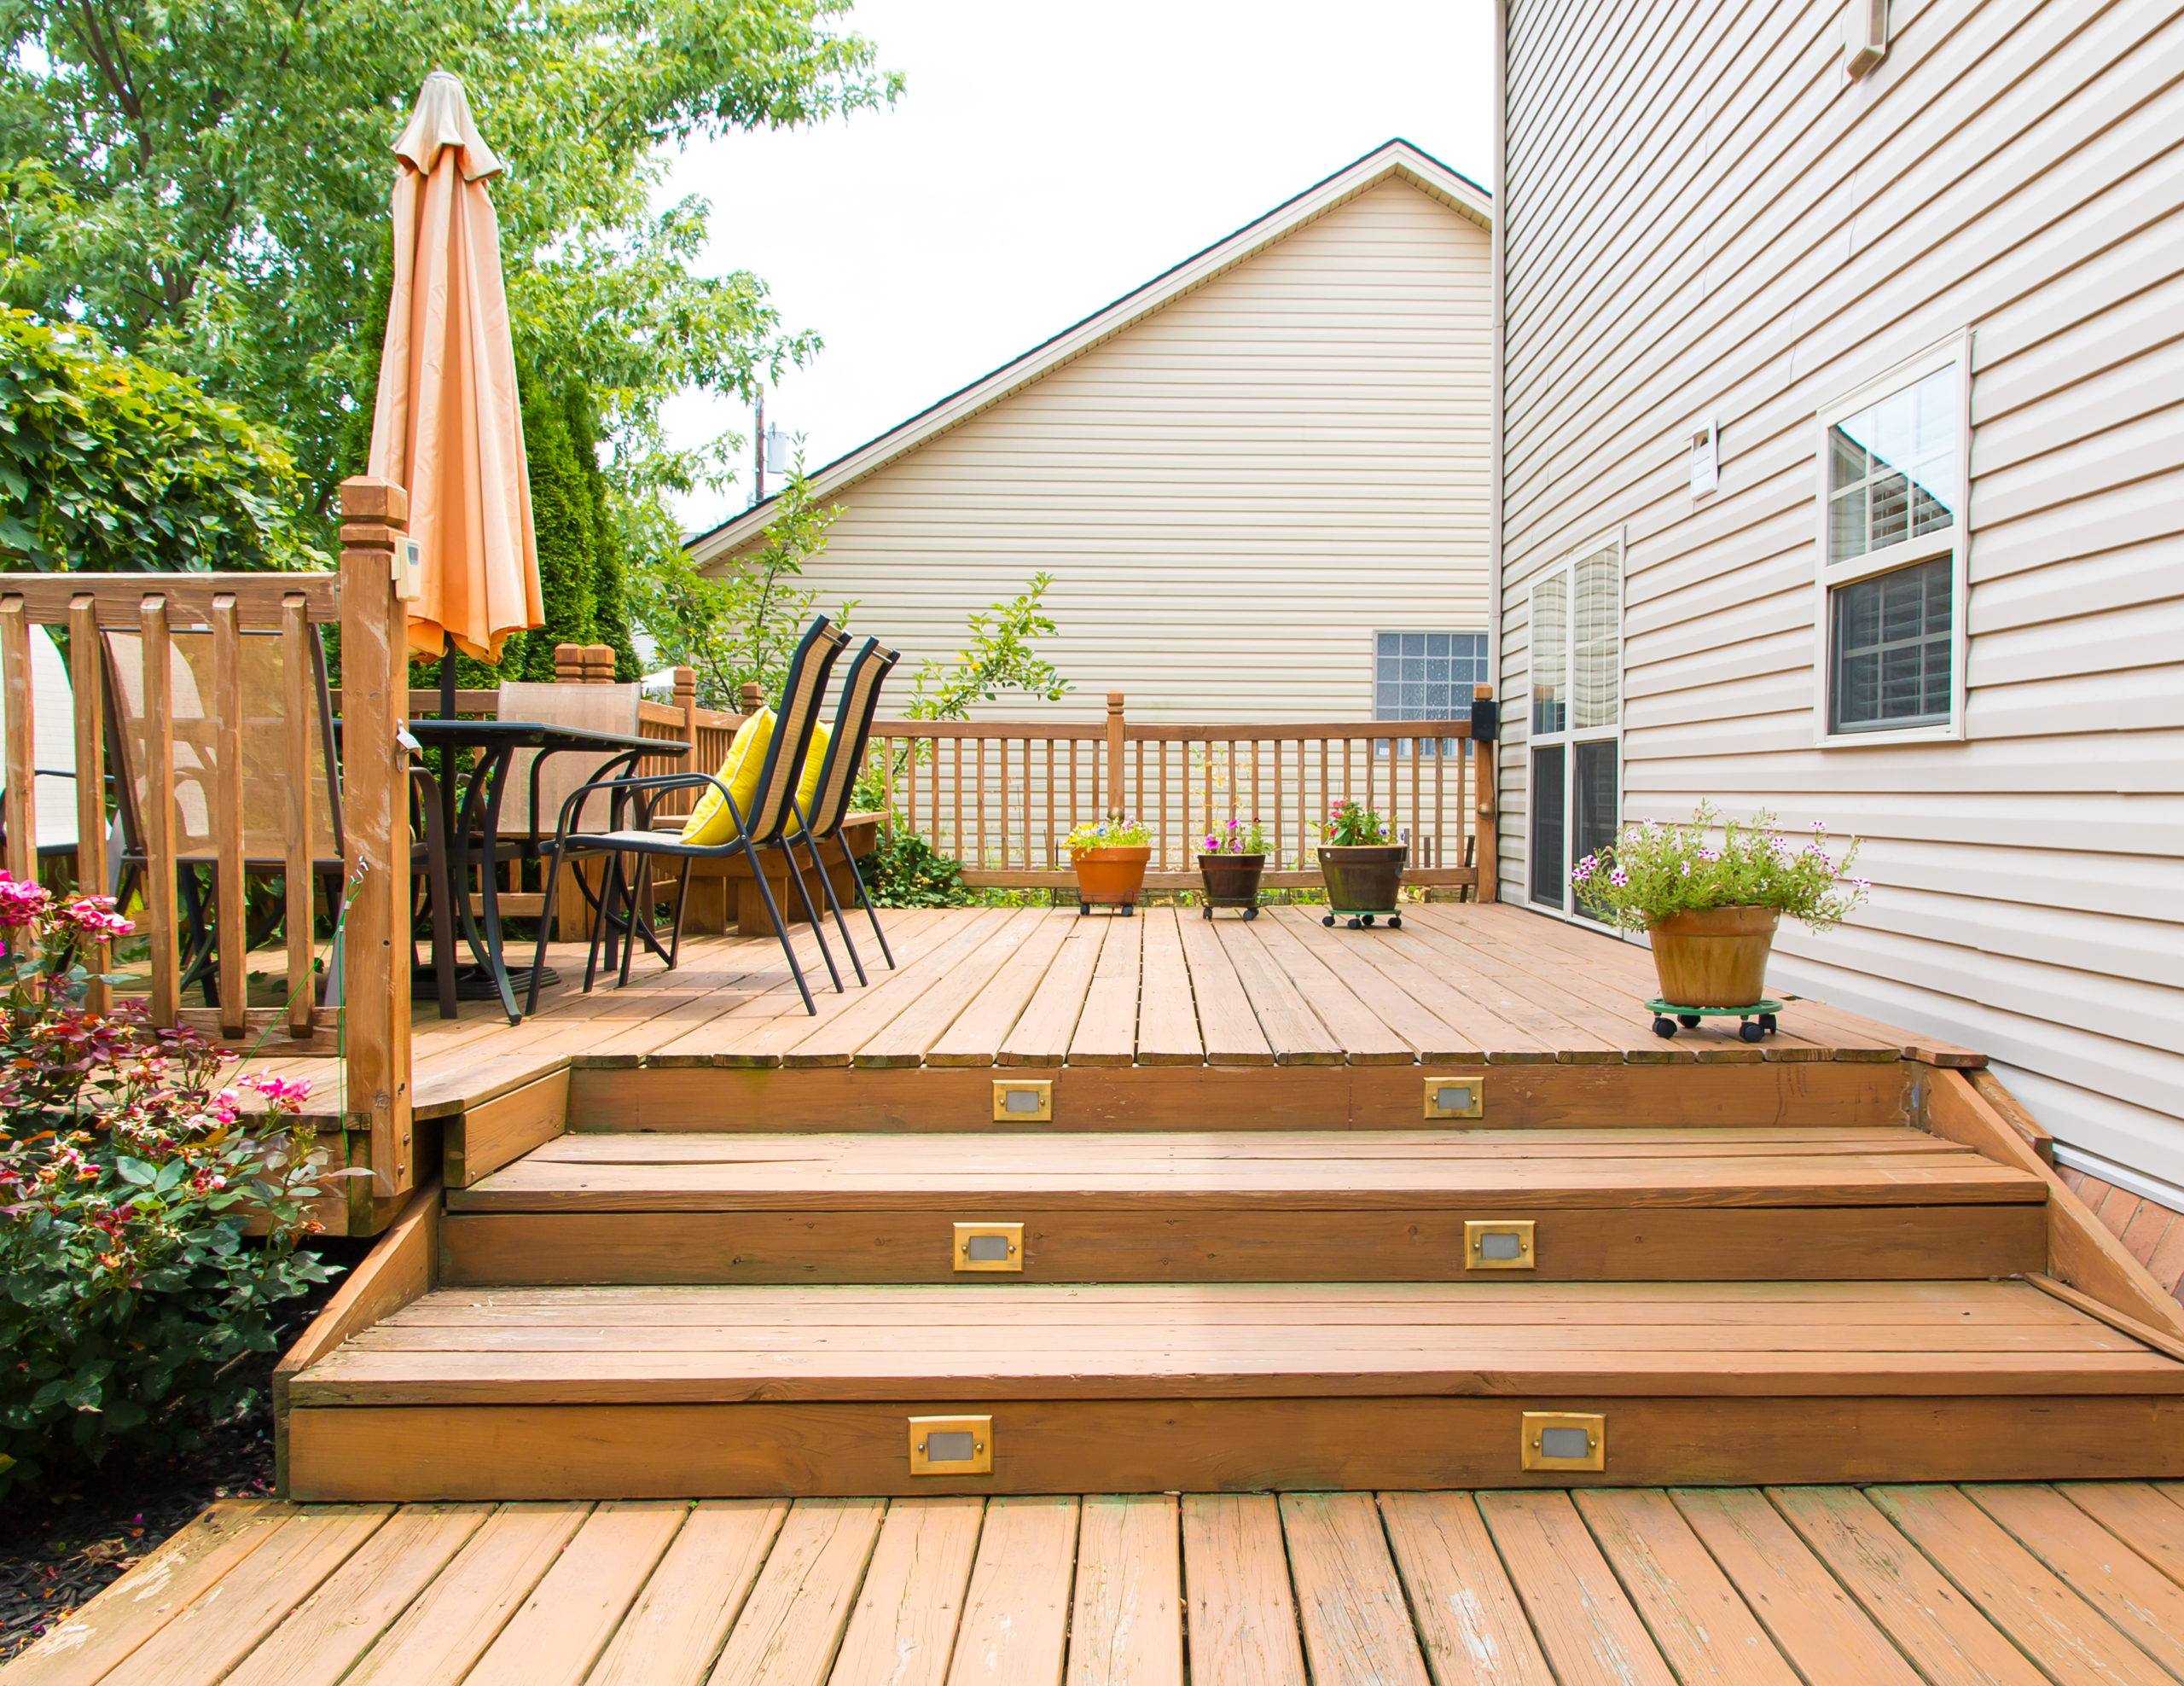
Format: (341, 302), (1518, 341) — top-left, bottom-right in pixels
(529, 616), (851, 1015)
(781, 637), (900, 982)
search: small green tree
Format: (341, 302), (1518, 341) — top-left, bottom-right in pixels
(0, 309), (305, 573)
(515, 373), (600, 677)
(633, 466), (851, 706)
(902, 573), (1072, 719)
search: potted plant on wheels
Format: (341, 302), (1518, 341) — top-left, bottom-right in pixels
(1197, 817), (1269, 918)
(1066, 817), (1153, 915)
(1573, 803), (1869, 1042)
(1316, 799), (1407, 928)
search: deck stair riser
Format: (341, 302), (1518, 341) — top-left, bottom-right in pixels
(436, 1127), (2046, 1286)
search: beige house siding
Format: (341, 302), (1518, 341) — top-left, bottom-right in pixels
(695, 166), (1493, 724)
(1496, 0), (2184, 1180)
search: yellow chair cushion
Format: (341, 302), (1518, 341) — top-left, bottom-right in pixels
(680, 706), (774, 846)
(795, 721), (831, 825)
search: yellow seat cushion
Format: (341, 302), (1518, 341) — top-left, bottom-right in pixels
(681, 706), (774, 846)
(795, 721), (831, 825)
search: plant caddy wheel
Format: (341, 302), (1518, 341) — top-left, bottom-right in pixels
(1646, 997), (1784, 1043)
(1320, 909), (1403, 930)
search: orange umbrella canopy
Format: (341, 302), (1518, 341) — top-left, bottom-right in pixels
(368, 71), (543, 662)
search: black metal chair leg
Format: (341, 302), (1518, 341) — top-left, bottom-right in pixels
(583, 852), (623, 995)
(744, 844), (817, 1015)
(527, 842), (566, 1016)
(845, 851), (896, 969)
(668, 858), (694, 969)
(798, 830), (866, 986)
(617, 852), (651, 989)
(775, 841), (843, 993)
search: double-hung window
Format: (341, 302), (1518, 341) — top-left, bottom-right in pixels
(1814, 337), (1970, 743)
(1527, 535), (1622, 915)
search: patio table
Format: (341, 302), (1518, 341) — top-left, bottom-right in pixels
(405, 718), (687, 1024)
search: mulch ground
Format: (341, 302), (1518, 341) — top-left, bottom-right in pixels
(0, 1239), (369, 1664)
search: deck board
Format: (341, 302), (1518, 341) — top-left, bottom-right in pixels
(21, 1485), (2184, 1685)
(234, 906), (1974, 1129)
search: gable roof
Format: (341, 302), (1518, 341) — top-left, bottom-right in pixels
(691, 137), (1491, 567)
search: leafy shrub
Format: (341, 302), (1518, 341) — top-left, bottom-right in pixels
(0, 310), (306, 574)
(1572, 804), (1870, 931)
(859, 829), (974, 909)
(1198, 817), (1269, 856)
(0, 875), (340, 1495)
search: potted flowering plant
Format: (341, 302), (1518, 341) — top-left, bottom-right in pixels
(1573, 804), (1870, 1009)
(1197, 817), (1269, 918)
(0, 872), (339, 1494)
(1066, 817), (1153, 915)
(1316, 799), (1408, 927)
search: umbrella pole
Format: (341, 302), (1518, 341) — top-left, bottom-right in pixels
(439, 630), (459, 718)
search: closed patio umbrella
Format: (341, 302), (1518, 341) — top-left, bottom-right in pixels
(368, 70), (542, 706)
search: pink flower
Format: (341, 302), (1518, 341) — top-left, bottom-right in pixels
(0, 872), (52, 930)
(239, 1073), (313, 1108)
(55, 895), (134, 941)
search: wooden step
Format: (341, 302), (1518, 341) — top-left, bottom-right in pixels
(439, 1127), (2047, 1284)
(283, 1280), (2184, 1499)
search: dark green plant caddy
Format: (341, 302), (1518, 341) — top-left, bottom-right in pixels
(1646, 997), (1783, 1044)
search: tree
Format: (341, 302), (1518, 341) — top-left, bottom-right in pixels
(0, 0), (901, 553)
(0, 307), (306, 572)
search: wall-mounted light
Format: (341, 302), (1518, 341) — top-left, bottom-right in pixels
(1843, 0), (1889, 78)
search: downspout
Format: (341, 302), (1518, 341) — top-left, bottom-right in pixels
(1488, 0), (1510, 903)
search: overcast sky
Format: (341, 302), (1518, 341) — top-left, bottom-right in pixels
(658, 0), (1496, 538)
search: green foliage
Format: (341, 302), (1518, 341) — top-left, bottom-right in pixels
(857, 828), (973, 909)
(1066, 817), (1150, 851)
(0, 875), (339, 1494)
(634, 466), (849, 706)
(0, 0), (901, 538)
(516, 372), (598, 677)
(903, 573), (1072, 719)
(0, 308), (306, 572)
(1318, 799), (1391, 846)
(1573, 804), (1871, 932)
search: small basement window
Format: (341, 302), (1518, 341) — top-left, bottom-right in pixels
(1814, 337), (1969, 744)
(1374, 631), (1488, 757)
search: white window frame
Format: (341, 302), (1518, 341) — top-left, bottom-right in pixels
(1525, 529), (1624, 924)
(1810, 332), (1972, 747)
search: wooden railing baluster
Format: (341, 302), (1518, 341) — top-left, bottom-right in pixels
(210, 594), (247, 1038)
(69, 595), (110, 1010)
(282, 595), (315, 1037)
(140, 593), (179, 1028)
(0, 595), (31, 885)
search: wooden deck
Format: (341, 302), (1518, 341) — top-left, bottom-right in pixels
(246, 903), (1978, 1146)
(17, 1483), (2184, 1685)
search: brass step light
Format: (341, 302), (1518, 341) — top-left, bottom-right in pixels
(1465, 1219), (1536, 1270)
(909, 1415), (994, 1476)
(1522, 1411), (1606, 1472)
(953, 1221), (1025, 1272)
(993, 1078), (1054, 1121)
(1423, 1075), (1485, 1119)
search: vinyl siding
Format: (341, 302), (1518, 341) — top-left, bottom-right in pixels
(1497, 0), (2184, 1179)
(713, 177), (1492, 724)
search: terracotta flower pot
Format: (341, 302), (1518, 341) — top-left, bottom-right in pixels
(1317, 844), (1407, 914)
(1198, 852), (1265, 917)
(1072, 846), (1152, 911)
(1647, 904), (1780, 1007)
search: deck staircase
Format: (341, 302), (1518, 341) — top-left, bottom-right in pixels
(281, 1063), (2184, 1501)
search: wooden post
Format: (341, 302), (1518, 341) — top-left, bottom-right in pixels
(1106, 692), (1125, 818)
(0, 594), (31, 884)
(339, 476), (415, 1210)
(69, 595), (110, 1011)
(553, 642), (584, 684)
(583, 642), (615, 684)
(1473, 682), (1498, 903)
(211, 593), (247, 1038)
(739, 680), (764, 718)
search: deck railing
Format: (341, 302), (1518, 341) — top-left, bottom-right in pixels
(868, 691), (1497, 895)
(0, 477), (418, 1210)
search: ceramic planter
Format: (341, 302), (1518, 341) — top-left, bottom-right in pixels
(1317, 843), (1408, 916)
(1647, 904), (1780, 1006)
(1198, 852), (1265, 918)
(1072, 845), (1153, 914)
